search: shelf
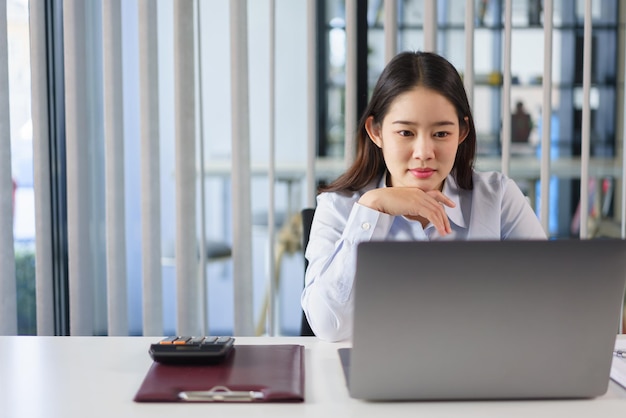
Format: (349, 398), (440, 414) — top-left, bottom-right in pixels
(475, 156), (622, 180)
(363, 23), (619, 31)
(202, 156), (623, 183)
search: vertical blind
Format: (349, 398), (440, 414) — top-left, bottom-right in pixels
(137, 0), (163, 337)
(305, 0), (317, 208)
(30, 0), (55, 336)
(500, 0), (513, 176)
(463, 0), (475, 108)
(103, 0), (128, 336)
(580, 0), (593, 239)
(267, 0), (277, 336)
(230, 0), (254, 337)
(0, 0), (623, 335)
(540, 0), (554, 234)
(0, 0), (17, 335)
(63, 0), (96, 336)
(344, 0), (357, 165)
(173, 0), (200, 337)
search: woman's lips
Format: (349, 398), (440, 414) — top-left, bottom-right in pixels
(410, 168), (435, 179)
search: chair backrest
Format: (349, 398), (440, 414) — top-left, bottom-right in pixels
(300, 208), (316, 336)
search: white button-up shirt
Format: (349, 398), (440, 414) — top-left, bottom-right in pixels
(301, 170), (547, 342)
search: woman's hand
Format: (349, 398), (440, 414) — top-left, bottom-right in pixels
(358, 187), (455, 235)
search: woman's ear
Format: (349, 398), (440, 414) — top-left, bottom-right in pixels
(365, 116), (383, 148)
(458, 116), (470, 144)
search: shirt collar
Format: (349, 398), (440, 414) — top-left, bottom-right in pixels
(442, 174), (467, 229)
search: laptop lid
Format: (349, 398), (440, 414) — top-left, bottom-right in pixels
(346, 239), (626, 401)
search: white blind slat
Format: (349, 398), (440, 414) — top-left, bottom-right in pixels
(540, 0), (554, 235)
(64, 0), (95, 336)
(174, 0), (200, 336)
(267, 0), (277, 336)
(423, 0), (437, 52)
(384, 0), (397, 64)
(194, 0), (208, 336)
(230, 0), (254, 336)
(138, 0), (163, 336)
(579, 0), (593, 239)
(344, 0), (357, 167)
(0, 0), (17, 336)
(464, 0), (474, 108)
(102, 0), (128, 336)
(29, 0), (55, 336)
(305, 0), (316, 207)
(500, 0), (513, 176)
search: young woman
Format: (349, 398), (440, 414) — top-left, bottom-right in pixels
(301, 51), (547, 342)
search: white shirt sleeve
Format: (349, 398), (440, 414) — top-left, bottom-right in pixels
(466, 171), (547, 240)
(301, 192), (394, 342)
(499, 176), (547, 240)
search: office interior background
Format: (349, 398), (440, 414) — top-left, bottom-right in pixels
(1, 0), (626, 337)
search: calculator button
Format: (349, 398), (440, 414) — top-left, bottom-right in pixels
(216, 336), (232, 343)
(202, 336), (218, 344)
(159, 336), (178, 345)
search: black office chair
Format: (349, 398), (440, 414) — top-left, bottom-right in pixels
(300, 208), (316, 336)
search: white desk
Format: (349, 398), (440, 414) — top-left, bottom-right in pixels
(1, 336), (626, 418)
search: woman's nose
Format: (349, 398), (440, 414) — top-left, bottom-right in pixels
(412, 135), (434, 160)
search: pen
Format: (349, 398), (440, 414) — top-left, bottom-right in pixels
(615, 350), (625, 358)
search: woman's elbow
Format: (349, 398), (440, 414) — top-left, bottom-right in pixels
(302, 292), (352, 342)
(310, 318), (350, 342)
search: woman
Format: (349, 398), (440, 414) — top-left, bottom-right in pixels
(301, 51), (546, 342)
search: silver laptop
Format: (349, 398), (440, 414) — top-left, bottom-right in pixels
(340, 239), (626, 400)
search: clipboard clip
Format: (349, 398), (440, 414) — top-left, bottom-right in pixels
(178, 385), (265, 402)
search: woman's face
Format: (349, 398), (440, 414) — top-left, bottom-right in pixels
(366, 86), (468, 190)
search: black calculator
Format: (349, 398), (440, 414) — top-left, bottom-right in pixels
(149, 336), (235, 365)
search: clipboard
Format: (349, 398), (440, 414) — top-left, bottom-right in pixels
(134, 344), (305, 402)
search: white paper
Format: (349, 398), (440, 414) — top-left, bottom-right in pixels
(610, 340), (626, 389)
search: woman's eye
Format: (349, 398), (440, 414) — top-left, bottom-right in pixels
(433, 131), (450, 138)
(398, 130), (413, 137)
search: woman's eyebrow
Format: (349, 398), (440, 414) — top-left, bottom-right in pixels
(391, 120), (456, 127)
(391, 120), (416, 126)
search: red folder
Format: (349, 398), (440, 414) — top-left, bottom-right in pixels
(134, 344), (305, 402)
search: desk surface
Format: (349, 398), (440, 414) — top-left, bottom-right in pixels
(1, 336), (625, 418)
